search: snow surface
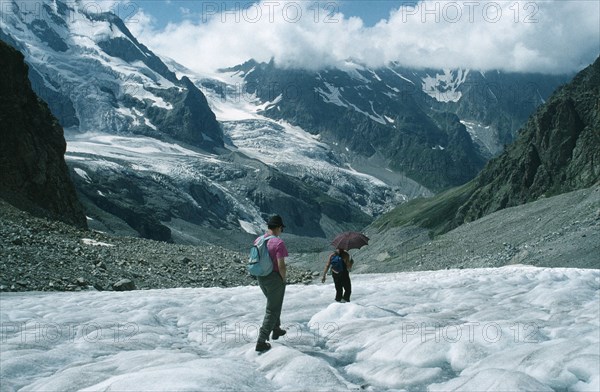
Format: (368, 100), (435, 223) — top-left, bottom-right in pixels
(387, 67), (415, 85)
(422, 69), (469, 103)
(64, 132), (269, 233)
(2, 266), (598, 391)
(313, 83), (386, 126)
(238, 220), (259, 235)
(223, 119), (388, 190)
(185, 67), (409, 215)
(460, 120), (503, 157)
(66, 133), (223, 176)
(315, 82), (349, 109)
(80, 239), (115, 247)
(338, 61), (371, 84)
(74, 168), (92, 183)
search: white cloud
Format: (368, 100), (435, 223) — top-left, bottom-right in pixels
(130, 0), (600, 75)
(125, 7), (157, 39)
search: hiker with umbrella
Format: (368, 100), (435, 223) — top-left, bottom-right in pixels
(321, 232), (369, 303)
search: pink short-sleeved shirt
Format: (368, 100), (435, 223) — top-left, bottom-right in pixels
(255, 234), (288, 272)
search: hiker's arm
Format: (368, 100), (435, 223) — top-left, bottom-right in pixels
(321, 259), (331, 283)
(278, 258), (286, 281)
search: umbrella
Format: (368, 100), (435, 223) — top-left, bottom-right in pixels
(331, 231), (369, 251)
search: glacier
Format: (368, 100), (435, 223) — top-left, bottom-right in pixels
(1, 266), (598, 391)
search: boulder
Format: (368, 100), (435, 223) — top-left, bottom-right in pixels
(112, 279), (136, 291)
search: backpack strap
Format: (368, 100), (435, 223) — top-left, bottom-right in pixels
(256, 234), (276, 244)
(262, 235), (276, 260)
(263, 235), (276, 242)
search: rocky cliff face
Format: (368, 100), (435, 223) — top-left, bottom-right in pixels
(456, 57), (600, 225)
(437, 70), (570, 149)
(0, 40), (86, 228)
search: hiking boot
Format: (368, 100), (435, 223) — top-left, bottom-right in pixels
(255, 341), (271, 353)
(272, 327), (287, 340)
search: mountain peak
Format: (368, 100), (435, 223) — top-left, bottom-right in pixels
(1, 0), (223, 150)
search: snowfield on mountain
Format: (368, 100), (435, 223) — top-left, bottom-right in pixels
(2, 266), (598, 391)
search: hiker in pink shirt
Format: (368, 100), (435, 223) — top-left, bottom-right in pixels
(255, 215), (288, 353)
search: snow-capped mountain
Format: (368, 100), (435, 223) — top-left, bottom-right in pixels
(64, 70), (419, 242)
(1, 0), (415, 242)
(221, 60), (570, 189)
(0, 0), (570, 243)
(0, 0), (222, 150)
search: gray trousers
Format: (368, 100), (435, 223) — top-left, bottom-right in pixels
(257, 270), (286, 342)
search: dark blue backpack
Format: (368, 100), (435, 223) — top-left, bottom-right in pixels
(330, 254), (345, 274)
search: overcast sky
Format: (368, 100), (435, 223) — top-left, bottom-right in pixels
(123, 0), (600, 75)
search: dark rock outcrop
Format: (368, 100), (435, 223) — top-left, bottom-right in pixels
(247, 168), (372, 237)
(0, 40), (87, 228)
(144, 77), (223, 149)
(443, 71), (571, 146)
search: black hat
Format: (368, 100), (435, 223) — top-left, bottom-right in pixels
(267, 215), (285, 228)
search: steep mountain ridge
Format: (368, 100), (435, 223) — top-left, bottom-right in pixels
(374, 57), (600, 236)
(428, 68), (571, 150)
(0, 40), (86, 228)
(458, 57), (600, 222)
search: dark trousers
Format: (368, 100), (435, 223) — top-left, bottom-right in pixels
(257, 270), (286, 342)
(332, 270), (351, 302)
